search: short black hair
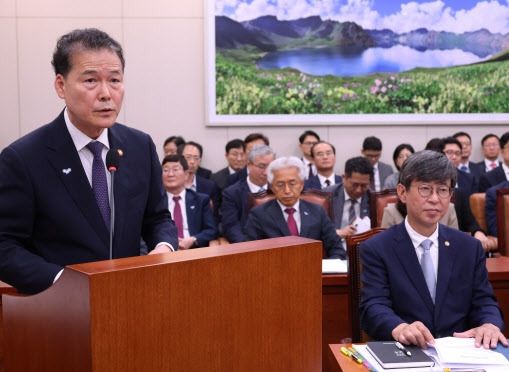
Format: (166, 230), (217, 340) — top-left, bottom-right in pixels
(344, 156), (374, 179)
(244, 133), (269, 148)
(162, 155), (188, 171)
(482, 133), (501, 147)
(425, 138), (445, 153)
(453, 132), (471, 141)
(392, 144), (415, 171)
(225, 139), (244, 154)
(164, 136), (185, 147)
(180, 141), (203, 158)
(52, 28), (125, 78)
(310, 141), (336, 158)
(500, 132), (509, 149)
(442, 137), (462, 151)
(362, 136), (382, 151)
(299, 130), (320, 144)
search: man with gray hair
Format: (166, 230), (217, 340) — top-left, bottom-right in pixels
(360, 150), (506, 350)
(244, 157), (345, 259)
(222, 144), (275, 243)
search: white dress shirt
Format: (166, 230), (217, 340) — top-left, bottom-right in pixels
(405, 217), (439, 278)
(458, 161), (471, 173)
(317, 173), (336, 188)
(188, 174), (197, 191)
(277, 199), (301, 234)
(302, 158), (317, 179)
(373, 162), (381, 192)
(167, 189), (190, 239)
(247, 177), (268, 193)
(502, 163), (509, 179)
(484, 159), (500, 172)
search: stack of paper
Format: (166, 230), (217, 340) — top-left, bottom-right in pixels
(322, 259), (347, 274)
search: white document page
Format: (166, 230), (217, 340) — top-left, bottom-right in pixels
(322, 259), (347, 274)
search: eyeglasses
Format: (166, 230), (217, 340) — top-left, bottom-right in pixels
(364, 153), (381, 159)
(184, 155), (201, 162)
(484, 143), (500, 148)
(409, 184), (452, 199)
(459, 141), (471, 147)
(315, 150), (334, 157)
(228, 151), (244, 158)
(303, 141), (318, 146)
(163, 166), (184, 174)
(272, 180), (301, 190)
(444, 150), (461, 157)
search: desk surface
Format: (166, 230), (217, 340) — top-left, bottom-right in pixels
(328, 344), (365, 372)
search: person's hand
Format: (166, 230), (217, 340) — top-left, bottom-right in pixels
(178, 237), (196, 250)
(336, 225), (357, 238)
(487, 235), (498, 252)
(392, 322), (435, 349)
(148, 244), (172, 255)
(474, 231), (490, 252)
(453, 323), (508, 349)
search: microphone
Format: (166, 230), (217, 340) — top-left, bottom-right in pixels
(106, 149), (121, 260)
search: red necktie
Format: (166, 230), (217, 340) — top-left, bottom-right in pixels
(285, 208), (299, 236)
(173, 196), (184, 238)
(491, 162), (496, 170)
(308, 163), (313, 179)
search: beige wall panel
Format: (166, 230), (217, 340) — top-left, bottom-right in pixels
(0, 18), (20, 151)
(123, 0), (202, 18)
(16, 0), (121, 17)
(0, 0), (16, 16)
(17, 18), (124, 135)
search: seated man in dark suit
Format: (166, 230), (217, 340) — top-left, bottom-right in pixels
(227, 133), (270, 186)
(479, 132), (509, 192)
(360, 150), (506, 349)
(485, 180), (509, 238)
(362, 136), (393, 192)
(222, 145), (275, 243)
(325, 157), (372, 246)
(453, 131), (484, 178)
(442, 137), (478, 198)
(298, 130), (320, 180)
(244, 157), (345, 259)
(478, 134), (502, 174)
(304, 141), (342, 189)
(162, 155), (218, 248)
(210, 139), (245, 191)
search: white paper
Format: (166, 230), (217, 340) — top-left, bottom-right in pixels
(353, 216), (371, 234)
(322, 259), (347, 273)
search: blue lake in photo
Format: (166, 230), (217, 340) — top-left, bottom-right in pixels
(257, 45), (489, 77)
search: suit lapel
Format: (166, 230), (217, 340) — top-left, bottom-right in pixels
(185, 191), (198, 236)
(434, 225), (457, 320)
(46, 113), (109, 246)
(360, 191), (370, 218)
(299, 201), (314, 237)
(268, 200), (291, 236)
(335, 186), (345, 225)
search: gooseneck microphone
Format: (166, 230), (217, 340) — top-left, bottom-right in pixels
(106, 149), (121, 260)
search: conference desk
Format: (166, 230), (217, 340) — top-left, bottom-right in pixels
(0, 282), (16, 372)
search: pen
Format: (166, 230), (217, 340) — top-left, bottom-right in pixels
(349, 346), (378, 372)
(395, 341), (412, 357)
(340, 347), (362, 363)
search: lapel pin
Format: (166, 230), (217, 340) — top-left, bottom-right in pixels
(190, 205), (195, 209)
(304, 211), (309, 216)
(445, 241), (450, 246)
(118, 149), (123, 156)
(62, 168), (71, 174)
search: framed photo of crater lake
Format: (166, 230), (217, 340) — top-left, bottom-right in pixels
(206, 0), (509, 126)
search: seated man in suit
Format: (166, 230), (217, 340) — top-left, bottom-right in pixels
(227, 133), (270, 186)
(360, 150), (506, 349)
(304, 141), (342, 189)
(325, 157), (372, 245)
(479, 132), (509, 193)
(362, 136), (393, 192)
(222, 145), (275, 243)
(244, 157), (345, 259)
(442, 137), (478, 198)
(478, 134), (502, 174)
(298, 130), (320, 180)
(485, 180), (509, 238)
(162, 155), (218, 248)
(210, 139), (245, 191)
(453, 131), (483, 178)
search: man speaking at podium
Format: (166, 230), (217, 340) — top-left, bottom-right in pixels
(0, 29), (178, 295)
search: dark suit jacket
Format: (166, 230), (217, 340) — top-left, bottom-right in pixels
(196, 166), (211, 179)
(360, 222), (504, 341)
(210, 167), (230, 191)
(456, 169), (478, 198)
(185, 189), (218, 247)
(479, 166), (507, 193)
(221, 179), (250, 243)
(324, 183), (370, 229)
(474, 160), (503, 176)
(453, 188), (483, 235)
(375, 161), (394, 191)
(196, 174), (219, 220)
(244, 199), (346, 259)
(227, 166), (247, 186)
(485, 180), (509, 236)
(304, 174), (342, 190)
(0, 111), (178, 294)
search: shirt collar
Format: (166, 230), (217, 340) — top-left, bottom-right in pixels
(228, 166), (236, 174)
(317, 173), (334, 185)
(502, 163), (509, 177)
(302, 157), (312, 167)
(485, 159), (498, 168)
(343, 189), (362, 204)
(404, 216), (439, 249)
(167, 188), (186, 201)
(277, 199), (300, 214)
(246, 177), (268, 193)
(372, 162), (379, 171)
(64, 107), (110, 152)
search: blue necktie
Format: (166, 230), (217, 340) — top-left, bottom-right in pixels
(461, 165), (467, 173)
(420, 239), (436, 303)
(86, 141), (110, 231)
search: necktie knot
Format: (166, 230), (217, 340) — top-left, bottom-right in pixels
(421, 239), (433, 251)
(491, 162), (496, 170)
(173, 195), (181, 203)
(325, 179), (331, 186)
(461, 165), (467, 172)
(86, 141), (103, 158)
(285, 207), (295, 216)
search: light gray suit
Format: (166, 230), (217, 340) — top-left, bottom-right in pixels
(373, 161), (394, 192)
(324, 183), (370, 229)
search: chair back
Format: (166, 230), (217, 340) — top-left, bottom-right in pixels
(469, 193), (487, 232)
(346, 228), (385, 343)
(496, 188), (509, 255)
(369, 189), (398, 228)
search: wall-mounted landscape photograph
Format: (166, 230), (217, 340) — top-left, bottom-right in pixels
(207, 0), (509, 125)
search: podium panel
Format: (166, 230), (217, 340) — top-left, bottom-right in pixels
(3, 237), (322, 372)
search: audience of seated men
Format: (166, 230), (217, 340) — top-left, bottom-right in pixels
(479, 132), (509, 193)
(243, 157), (346, 259)
(485, 179), (509, 238)
(362, 136), (393, 192)
(324, 156), (372, 246)
(360, 150), (506, 349)
(227, 133), (270, 186)
(162, 155), (218, 248)
(304, 141), (342, 189)
(210, 139), (246, 191)
(383, 144), (414, 190)
(442, 137), (478, 198)
(453, 131), (483, 179)
(478, 133), (502, 174)
(298, 130), (320, 180)
(222, 145), (275, 243)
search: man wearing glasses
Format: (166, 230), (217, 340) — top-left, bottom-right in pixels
(361, 136), (393, 192)
(360, 150), (506, 350)
(479, 132), (509, 193)
(453, 131), (484, 179)
(304, 141), (342, 190)
(298, 130), (320, 180)
(442, 137), (478, 198)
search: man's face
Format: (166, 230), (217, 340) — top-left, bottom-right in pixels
(164, 142), (178, 157)
(54, 49), (124, 140)
(482, 136), (501, 161)
(162, 161), (188, 193)
(226, 146), (245, 171)
(397, 180), (451, 233)
(455, 135), (472, 161)
(361, 149), (382, 166)
(342, 172), (371, 200)
(443, 143), (462, 168)
(245, 139), (266, 155)
(299, 135), (319, 158)
(271, 167), (304, 208)
(312, 143), (335, 172)
(182, 145), (201, 174)
(501, 142), (509, 166)
(247, 153), (275, 187)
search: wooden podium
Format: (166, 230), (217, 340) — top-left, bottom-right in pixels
(2, 237), (322, 372)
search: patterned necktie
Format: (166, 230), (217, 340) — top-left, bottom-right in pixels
(491, 162), (496, 171)
(308, 163), (313, 179)
(285, 208), (299, 236)
(420, 239), (436, 303)
(348, 198), (357, 225)
(461, 165), (467, 173)
(173, 196), (184, 238)
(325, 179), (331, 187)
(86, 142), (110, 230)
